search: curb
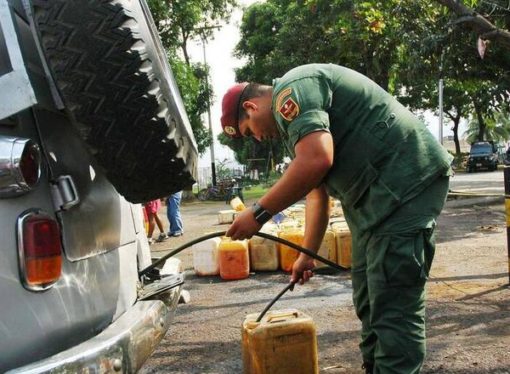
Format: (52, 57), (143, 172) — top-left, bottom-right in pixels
(445, 195), (504, 209)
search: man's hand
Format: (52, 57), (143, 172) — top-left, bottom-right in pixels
(226, 208), (262, 240)
(291, 254), (315, 286)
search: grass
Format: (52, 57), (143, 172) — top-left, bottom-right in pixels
(242, 184), (269, 200)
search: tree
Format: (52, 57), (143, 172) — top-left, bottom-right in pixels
(147, 0), (237, 155)
(217, 133), (286, 175)
(434, 0), (510, 49)
(229, 0), (432, 167)
(465, 108), (510, 143)
(148, 0), (237, 65)
(395, 0), (510, 152)
(147, 0), (237, 199)
(230, 0), (510, 162)
(235, 0), (421, 91)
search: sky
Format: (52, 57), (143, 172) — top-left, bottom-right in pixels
(186, 0), (464, 169)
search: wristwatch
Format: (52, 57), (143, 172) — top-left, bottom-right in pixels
(251, 202), (272, 225)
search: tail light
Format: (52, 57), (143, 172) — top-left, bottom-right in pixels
(17, 210), (62, 291)
(19, 140), (41, 186)
(0, 136), (42, 198)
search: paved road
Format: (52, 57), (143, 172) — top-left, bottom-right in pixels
(449, 169), (504, 195)
(142, 169), (510, 374)
(142, 195), (510, 373)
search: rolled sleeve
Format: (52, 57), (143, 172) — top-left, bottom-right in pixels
(287, 110), (331, 148)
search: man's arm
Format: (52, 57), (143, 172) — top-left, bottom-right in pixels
(227, 130), (334, 240)
(290, 184), (330, 285)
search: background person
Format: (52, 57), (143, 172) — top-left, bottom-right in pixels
(144, 199), (168, 244)
(221, 63), (452, 374)
(167, 191), (183, 237)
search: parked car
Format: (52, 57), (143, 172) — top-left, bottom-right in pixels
(0, 0), (197, 372)
(466, 141), (499, 172)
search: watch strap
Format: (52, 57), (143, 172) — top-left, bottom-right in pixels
(252, 202), (272, 225)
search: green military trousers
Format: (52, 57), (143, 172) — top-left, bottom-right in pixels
(347, 175), (450, 374)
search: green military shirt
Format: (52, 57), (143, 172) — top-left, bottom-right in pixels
(272, 64), (453, 232)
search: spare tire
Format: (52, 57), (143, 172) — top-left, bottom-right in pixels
(31, 0), (198, 203)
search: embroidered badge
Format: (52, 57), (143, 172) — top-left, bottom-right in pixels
(278, 97), (300, 121)
(224, 126), (237, 136)
(275, 87), (300, 122)
(275, 88), (292, 110)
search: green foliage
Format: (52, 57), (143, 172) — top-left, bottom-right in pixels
(465, 109), (510, 144)
(147, 0), (237, 155)
(148, 0), (237, 63)
(168, 58), (212, 154)
(397, 0), (510, 148)
(228, 0), (433, 165)
(232, 0), (510, 158)
(218, 133), (286, 172)
(215, 158), (235, 180)
(262, 170), (283, 188)
(234, 0), (438, 91)
(242, 184), (269, 200)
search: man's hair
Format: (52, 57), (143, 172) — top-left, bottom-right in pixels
(238, 83), (271, 121)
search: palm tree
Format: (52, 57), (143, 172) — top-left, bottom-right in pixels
(464, 110), (510, 144)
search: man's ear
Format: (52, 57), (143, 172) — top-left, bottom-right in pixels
(242, 100), (257, 112)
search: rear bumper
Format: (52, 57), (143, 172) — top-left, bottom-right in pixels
(7, 285), (181, 373)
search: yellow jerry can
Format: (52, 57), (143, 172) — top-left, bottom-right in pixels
(277, 229), (304, 272)
(314, 229), (336, 269)
(333, 225), (352, 269)
(242, 309), (319, 374)
(218, 238), (250, 280)
(249, 229), (279, 272)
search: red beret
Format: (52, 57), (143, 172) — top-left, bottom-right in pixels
(220, 82), (249, 138)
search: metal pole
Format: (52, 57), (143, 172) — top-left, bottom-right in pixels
(438, 48), (445, 145)
(438, 78), (444, 145)
(505, 167), (510, 284)
(201, 35), (217, 186)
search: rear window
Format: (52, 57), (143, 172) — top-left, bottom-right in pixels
(470, 144), (493, 155)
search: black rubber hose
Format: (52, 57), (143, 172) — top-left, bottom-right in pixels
(138, 230), (347, 277)
(256, 281), (296, 322)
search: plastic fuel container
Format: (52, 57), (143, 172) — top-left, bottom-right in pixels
(219, 238), (250, 280)
(192, 237), (220, 276)
(278, 229), (304, 272)
(314, 229), (336, 269)
(249, 228), (279, 271)
(218, 209), (237, 224)
(242, 309), (319, 374)
(230, 196), (246, 211)
(333, 225), (352, 269)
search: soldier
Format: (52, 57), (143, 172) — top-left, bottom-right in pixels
(221, 64), (452, 374)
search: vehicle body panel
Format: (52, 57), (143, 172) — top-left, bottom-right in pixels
(0, 0), (185, 371)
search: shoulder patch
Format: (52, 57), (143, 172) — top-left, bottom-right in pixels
(275, 87), (300, 122)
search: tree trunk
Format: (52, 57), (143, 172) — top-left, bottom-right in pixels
(474, 101), (486, 141)
(446, 109), (462, 155)
(452, 118), (461, 154)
